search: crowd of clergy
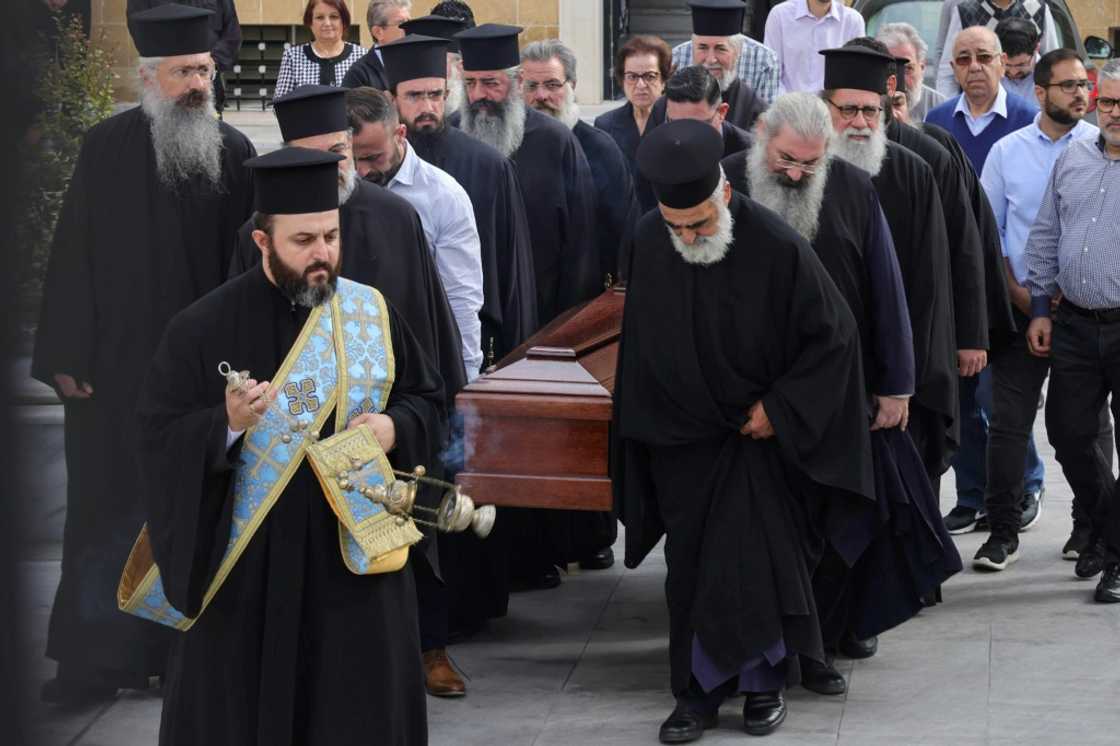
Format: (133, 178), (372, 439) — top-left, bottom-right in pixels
(30, 0), (1120, 743)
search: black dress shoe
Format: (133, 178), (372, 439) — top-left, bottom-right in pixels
(1076, 538), (1106, 579)
(510, 565), (562, 592)
(799, 656), (846, 695)
(1095, 563), (1120, 604)
(578, 547), (615, 570)
(743, 690), (786, 736)
(838, 634), (878, 659)
(658, 704), (718, 744)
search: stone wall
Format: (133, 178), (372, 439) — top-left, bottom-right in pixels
(1068, 0), (1119, 49)
(92, 0), (563, 100)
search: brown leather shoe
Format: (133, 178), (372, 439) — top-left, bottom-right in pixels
(423, 648), (466, 697)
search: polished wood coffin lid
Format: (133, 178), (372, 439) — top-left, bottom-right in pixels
(454, 286), (625, 511)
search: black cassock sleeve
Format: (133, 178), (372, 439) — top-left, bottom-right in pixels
(135, 312), (238, 617)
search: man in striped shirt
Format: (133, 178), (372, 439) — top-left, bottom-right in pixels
(1025, 59), (1120, 604)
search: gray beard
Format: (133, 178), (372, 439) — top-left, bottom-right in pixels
(667, 198), (735, 266)
(831, 126), (888, 177)
(907, 85), (922, 111)
(339, 164), (358, 204)
(706, 64), (737, 92)
(745, 140), (829, 242)
(558, 87), (581, 130)
(459, 87), (526, 158)
(140, 84), (223, 189)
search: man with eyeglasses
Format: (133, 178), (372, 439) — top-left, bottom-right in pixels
(977, 49), (1112, 574)
(936, 0), (1059, 99)
(453, 23), (598, 592)
(662, 65), (756, 159)
(926, 26), (1038, 175)
(819, 47), (960, 529)
(995, 17), (1041, 102)
(341, 0), (411, 90)
(33, 4), (257, 705)
(722, 92), (962, 697)
(1025, 59), (1120, 604)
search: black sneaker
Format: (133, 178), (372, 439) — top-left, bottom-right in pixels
(973, 534), (1019, 571)
(1075, 538), (1107, 579)
(1062, 524), (1092, 560)
(943, 506), (985, 535)
(1019, 487), (1044, 531)
(1095, 563), (1120, 604)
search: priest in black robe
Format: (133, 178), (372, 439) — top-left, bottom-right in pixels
(821, 47), (960, 482)
(31, 5), (256, 704)
(452, 23), (599, 327)
(137, 147), (441, 745)
(614, 119), (875, 743)
(683, 0), (767, 129)
(725, 91), (962, 692)
(378, 33), (538, 366)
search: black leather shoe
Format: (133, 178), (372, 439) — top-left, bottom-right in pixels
(658, 704), (717, 744)
(1095, 563), (1120, 604)
(510, 565), (562, 592)
(799, 656), (846, 695)
(1076, 539), (1106, 579)
(743, 690), (786, 736)
(578, 547), (615, 570)
(838, 634), (878, 659)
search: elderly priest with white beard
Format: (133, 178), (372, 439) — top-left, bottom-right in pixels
(32, 3), (256, 705)
(128, 147), (444, 745)
(613, 119), (875, 742)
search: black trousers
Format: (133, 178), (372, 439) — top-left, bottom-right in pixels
(412, 548), (448, 652)
(986, 310), (1113, 534)
(1044, 305), (1120, 560)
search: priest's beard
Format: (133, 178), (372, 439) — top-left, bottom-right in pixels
(267, 248), (341, 308)
(532, 86), (581, 130)
(906, 85), (922, 111)
(667, 197), (735, 266)
(745, 139), (829, 242)
(831, 125), (888, 177)
(338, 164), (358, 204)
(405, 112), (447, 154)
(446, 66), (464, 113)
(459, 89), (526, 158)
(141, 83), (223, 189)
(709, 64), (737, 93)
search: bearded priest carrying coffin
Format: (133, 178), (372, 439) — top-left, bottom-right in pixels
(126, 147), (443, 745)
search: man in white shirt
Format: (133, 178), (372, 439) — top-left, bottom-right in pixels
(347, 86), (484, 379)
(764, 0), (865, 93)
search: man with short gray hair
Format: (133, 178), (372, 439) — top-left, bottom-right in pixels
(876, 21), (946, 121)
(341, 0), (412, 89)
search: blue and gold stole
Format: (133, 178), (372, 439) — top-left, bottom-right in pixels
(117, 279), (421, 631)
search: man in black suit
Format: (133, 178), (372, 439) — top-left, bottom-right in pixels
(341, 0), (412, 89)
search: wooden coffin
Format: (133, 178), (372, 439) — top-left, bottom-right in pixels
(454, 286), (625, 510)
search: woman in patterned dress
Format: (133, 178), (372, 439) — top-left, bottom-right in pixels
(274, 0), (366, 100)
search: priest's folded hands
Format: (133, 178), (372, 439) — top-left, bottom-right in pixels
(347, 412), (397, 453)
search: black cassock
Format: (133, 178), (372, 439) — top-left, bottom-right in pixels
(919, 121), (1017, 347)
(31, 106), (255, 684)
(593, 101), (666, 214)
(137, 267), (443, 745)
(887, 118), (988, 352)
(869, 143), (959, 479)
(340, 47), (389, 90)
(650, 96), (754, 160)
(409, 124), (538, 364)
(573, 119), (640, 282)
(725, 152), (962, 642)
(613, 193), (875, 694)
(721, 79), (765, 131)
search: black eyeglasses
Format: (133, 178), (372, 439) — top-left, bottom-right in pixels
(623, 72), (661, 85)
(1097, 97), (1119, 113)
(1046, 79), (1094, 94)
(826, 98), (882, 121)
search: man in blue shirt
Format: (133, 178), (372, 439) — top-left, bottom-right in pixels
(977, 49), (1109, 572)
(1024, 59), (1120, 603)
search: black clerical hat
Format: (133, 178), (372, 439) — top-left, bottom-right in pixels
(637, 119), (725, 209)
(892, 57), (910, 94)
(273, 85), (349, 143)
(688, 0), (746, 37)
(128, 3), (214, 57)
(380, 35), (452, 88)
(401, 15), (467, 52)
(245, 147), (343, 215)
(820, 47), (894, 94)
(454, 23), (523, 72)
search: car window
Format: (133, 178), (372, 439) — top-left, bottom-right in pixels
(865, 1), (944, 53)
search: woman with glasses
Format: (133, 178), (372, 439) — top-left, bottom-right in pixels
(594, 35), (672, 213)
(274, 0), (366, 100)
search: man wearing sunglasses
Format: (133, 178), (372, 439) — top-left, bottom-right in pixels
(1025, 59), (1120, 604)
